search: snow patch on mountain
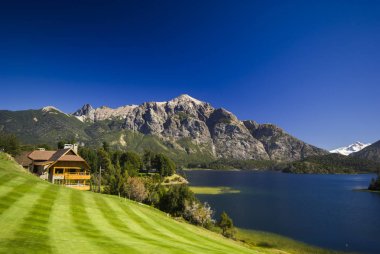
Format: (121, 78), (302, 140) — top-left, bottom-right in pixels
(330, 141), (371, 156)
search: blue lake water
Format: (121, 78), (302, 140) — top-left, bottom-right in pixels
(184, 170), (380, 254)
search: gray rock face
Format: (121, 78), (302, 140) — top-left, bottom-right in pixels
(73, 104), (94, 117)
(73, 94), (327, 161)
(243, 122), (327, 161)
(350, 140), (380, 162)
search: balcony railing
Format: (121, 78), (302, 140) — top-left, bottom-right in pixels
(64, 172), (91, 180)
(53, 172), (91, 180)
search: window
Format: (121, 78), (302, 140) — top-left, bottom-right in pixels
(55, 168), (63, 174)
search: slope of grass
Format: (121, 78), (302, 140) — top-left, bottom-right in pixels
(0, 153), (277, 254)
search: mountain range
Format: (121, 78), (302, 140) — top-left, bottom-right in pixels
(0, 94), (336, 163)
(330, 141), (371, 156)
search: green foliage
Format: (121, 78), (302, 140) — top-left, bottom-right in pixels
(218, 211), (235, 239)
(153, 154), (176, 176)
(143, 150), (155, 170)
(159, 185), (195, 216)
(142, 175), (165, 207)
(78, 147), (100, 173)
(57, 140), (65, 149)
(0, 132), (20, 156)
(102, 141), (110, 152)
(282, 153), (380, 174)
(120, 151), (143, 176)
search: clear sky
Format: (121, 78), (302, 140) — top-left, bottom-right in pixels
(0, 0), (379, 150)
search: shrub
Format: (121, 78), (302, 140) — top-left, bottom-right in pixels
(218, 211), (236, 239)
(123, 177), (147, 202)
(159, 185), (195, 216)
(183, 201), (214, 228)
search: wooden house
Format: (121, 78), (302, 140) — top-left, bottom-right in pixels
(27, 148), (91, 190)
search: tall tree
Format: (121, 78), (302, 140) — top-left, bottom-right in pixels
(218, 211), (235, 238)
(120, 151), (142, 176)
(153, 154), (176, 177)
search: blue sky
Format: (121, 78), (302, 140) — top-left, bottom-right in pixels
(0, 0), (379, 150)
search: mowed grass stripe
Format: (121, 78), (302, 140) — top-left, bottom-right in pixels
(0, 183), (49, 250)
(0, 179), (39, 215)
(4, 184), (58, 254)
(128, 203), (252, 253)
(70, 191), (140, 254)
(114, 199), (220, 252)
(94, 195), (193, 254)
(49, 187), (102, 254)
(0, 173), (24, 194)
(0, 172), (16, 183)
(114, 198), (254, 254)
(85, 193), (167, 254)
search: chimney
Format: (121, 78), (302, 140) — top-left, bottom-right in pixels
(64, 144), (78, 153)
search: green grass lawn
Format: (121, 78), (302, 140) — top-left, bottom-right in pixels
(189, 186), (240, 195)
(0, 153), (274, 254)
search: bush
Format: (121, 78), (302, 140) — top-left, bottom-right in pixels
(218, 211), (236, 239)
(123, 177), (147, 202)
(183, 201), (214, 228)
(159, 185), (195, 216)
(142, 176), (165, 207)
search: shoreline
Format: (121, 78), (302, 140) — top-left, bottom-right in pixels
(353, 188), (380, 193)
(183, 167), (376, 175)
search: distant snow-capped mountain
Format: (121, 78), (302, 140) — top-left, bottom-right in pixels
(330, 141), (371, 156)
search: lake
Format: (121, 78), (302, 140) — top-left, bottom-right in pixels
(184, 170), (380, 254)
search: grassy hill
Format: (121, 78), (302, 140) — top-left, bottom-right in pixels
(0, 153), (275, 254)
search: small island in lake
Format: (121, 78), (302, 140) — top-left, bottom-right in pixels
(368, 174), (380, 191)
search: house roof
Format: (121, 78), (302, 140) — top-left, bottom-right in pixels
(58, 154), (85, 162)
(49, 149), (71, 161)
(27, 148), (89, 170)
(14, 151), (33, 166)
(28, 150), (56, 161)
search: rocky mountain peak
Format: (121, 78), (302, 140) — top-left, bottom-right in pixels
(168, 94), (205, 106)
(41, 106), (64, 114)
(73, 104), (94, 116)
